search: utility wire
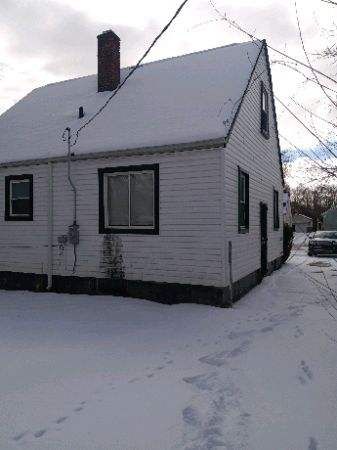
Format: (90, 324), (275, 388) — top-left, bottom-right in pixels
(279, 133), (337, 178)
(294, 0), (337, 108)
(275, 95), (337, 160)
(289, 97), (337, 129)
(208, 11), (337, 172)
(272, 60), (337, 96)
(70, 0), (190, 147)
(208, 0), (337, 86)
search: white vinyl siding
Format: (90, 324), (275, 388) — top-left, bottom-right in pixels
(222, 46), (283, 284)
(0, 166), (47, 273)
(0, 148), (223, 287)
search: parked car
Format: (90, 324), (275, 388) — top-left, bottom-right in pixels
(308, 231), (337, 256)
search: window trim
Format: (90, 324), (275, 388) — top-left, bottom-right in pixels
(260, 81), (270, 139)
(273, 188), (280, 230)
(98, 164), (159, 235)
(238, 167), (249, 234)
(5, 174), (33, 221)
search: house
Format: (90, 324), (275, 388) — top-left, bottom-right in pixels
(0, 31), (284, 306)
(292, 214), (313, 233)
(322, 208), (337, 230)
(283, 191), (292, 226)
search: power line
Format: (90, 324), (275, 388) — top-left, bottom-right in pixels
(271, 60), (337, 95)
(275, 95), (337, 160)
(208, 0), (337, 86)
(218, 38), (337, 178)
(294, 0), (337, 108)
(279, 133), (337, 179)
(70, 0), (190, 147)
(289, 97), (337, 129)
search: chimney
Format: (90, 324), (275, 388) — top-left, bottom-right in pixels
(97, 30), (120, 92)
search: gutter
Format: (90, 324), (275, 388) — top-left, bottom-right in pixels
(0, 137), (226, 169)
(47, 161), (54, 290)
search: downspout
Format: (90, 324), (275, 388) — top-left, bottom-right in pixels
(63, 127), (79, 273)
(220, 146), (228, 305)
(222, 139), (233, 306)
(47, 161), (54, 290)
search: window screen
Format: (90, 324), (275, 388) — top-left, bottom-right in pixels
(99, 165), (159, 234)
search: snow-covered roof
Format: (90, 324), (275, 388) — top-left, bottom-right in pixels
(0, 40), (263, 164)
(293, 213), (313, 222)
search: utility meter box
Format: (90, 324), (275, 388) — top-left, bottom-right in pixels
(68, 223), (80, 245)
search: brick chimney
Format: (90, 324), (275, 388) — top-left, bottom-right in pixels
(97, 30), (120, 92)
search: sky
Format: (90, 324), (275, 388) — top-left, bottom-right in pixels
(0, 0), (336, 186)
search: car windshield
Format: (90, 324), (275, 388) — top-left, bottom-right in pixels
(314, 231), (337, 239)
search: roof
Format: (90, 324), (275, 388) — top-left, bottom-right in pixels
(293, 214), (313, 222)
(0, 40), (263, 164)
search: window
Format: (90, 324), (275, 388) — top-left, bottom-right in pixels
(5, 174), (33, 221)
(273, 189), (280, 230)
(260, 81), (269, 139)
(98, 164), (159, 234)
(238, 167), (249, 232)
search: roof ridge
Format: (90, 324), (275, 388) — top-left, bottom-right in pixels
(34, 39), (262, 91)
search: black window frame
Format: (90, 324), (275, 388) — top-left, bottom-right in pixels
(238, 167), (249, 233)
(273, 189), (280, 230)
(98, 164), (159, 235)
(5, 174), (33, 221)
(260, 81), (270, 139)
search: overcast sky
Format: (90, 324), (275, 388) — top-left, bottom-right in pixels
(0, 0), (336, 184)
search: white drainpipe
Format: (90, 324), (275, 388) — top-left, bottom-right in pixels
(47, 161), (54, 290)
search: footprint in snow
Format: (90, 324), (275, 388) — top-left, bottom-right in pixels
(55, 416), (68, 424)
(298, 361), (313, 384)
(12, 431), (28, 442)
(128, 377), (140, 383)
(34, 429), (47, 438)
(301, 360), (313, 379)
(227, 329), (255, 340)
(199, 340), (250, 367)
(183, 372), (218, 391)
(308, 437), (318, 450)
(74, 406), (83, 412)
(294, 326), (304, 338)
(182, 405), (201, 426)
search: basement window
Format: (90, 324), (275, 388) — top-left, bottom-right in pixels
(260, 81), (269, 139)
(5, 174), (33, 221)
(238, 167), (249, 233)
(98, 164), (159, 234)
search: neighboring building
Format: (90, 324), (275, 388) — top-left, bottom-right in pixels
(293, 214), (313, 233)
(322, 208), (337, 230)
(0, 32), (284, 306)
(283, 191), (292, 226)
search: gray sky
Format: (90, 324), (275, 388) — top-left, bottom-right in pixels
(0, 0), (336, 179)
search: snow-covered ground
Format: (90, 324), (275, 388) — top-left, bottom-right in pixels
(1, 237), (337, 450)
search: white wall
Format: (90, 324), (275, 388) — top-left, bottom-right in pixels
(0, 148), (224, 287)
(0, 165), (49, 275)
(223, 45), (284, 284)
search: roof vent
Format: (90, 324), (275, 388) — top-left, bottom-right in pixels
(78, 106), (84, 119)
